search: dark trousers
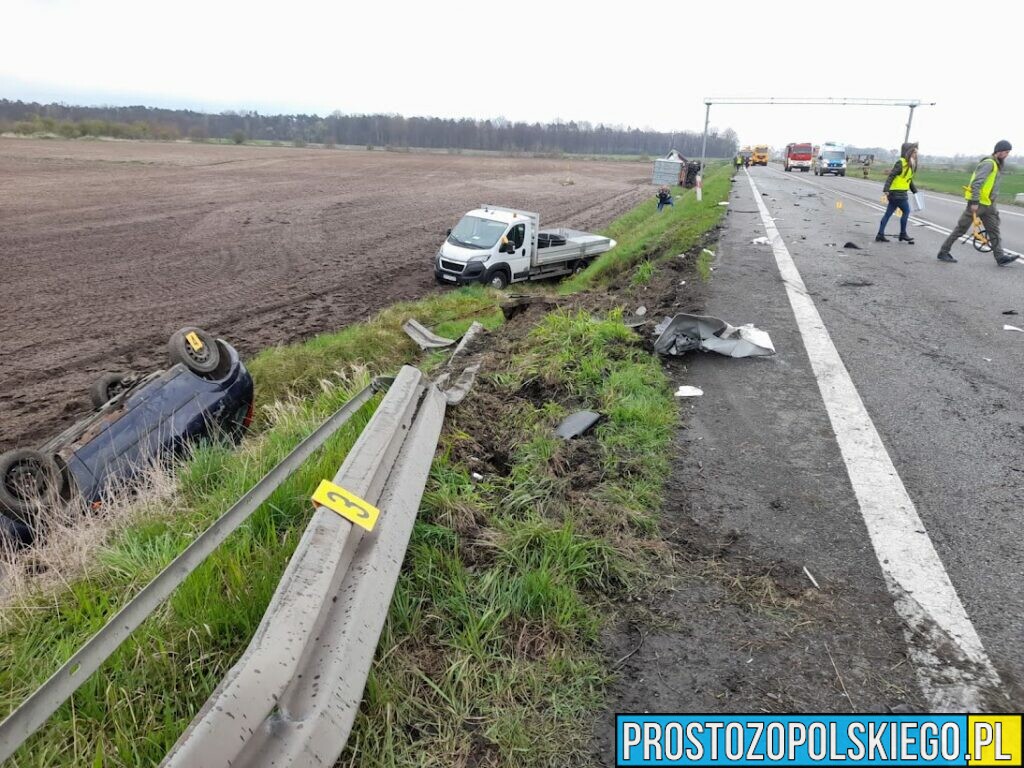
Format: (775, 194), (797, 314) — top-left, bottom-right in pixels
(878, 193), (911, 236)
(939, 203), (1003, 259)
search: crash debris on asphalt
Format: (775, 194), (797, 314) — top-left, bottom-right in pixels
(653, 313), (776, 358)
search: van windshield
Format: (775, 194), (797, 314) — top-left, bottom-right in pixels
(823, 151), (844, 160)
(447, 216), (507, 250)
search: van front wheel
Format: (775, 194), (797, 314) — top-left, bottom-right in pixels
(487, 270), (509, 290)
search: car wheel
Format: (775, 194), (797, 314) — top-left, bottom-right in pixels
(168, 326), (222, 377)
(488, 270), (510, 290)
(90, 372), (133, 409)
(0, 449), (60, 524)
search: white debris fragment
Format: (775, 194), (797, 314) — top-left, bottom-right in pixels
(751, 236), (770, 245)
(674, 386), (704, 398)
(1003, 325), (1024, 333)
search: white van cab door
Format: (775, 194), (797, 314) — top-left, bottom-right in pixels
(502, 221), (531, 282)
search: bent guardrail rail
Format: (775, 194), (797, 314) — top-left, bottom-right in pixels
(161, 365), (446, 767)
(0, 377), (388, 763)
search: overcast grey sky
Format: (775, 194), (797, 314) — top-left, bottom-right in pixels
(2, 0), (1019, 157)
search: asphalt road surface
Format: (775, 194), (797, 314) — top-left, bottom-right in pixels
(676, 165), (1023, 710)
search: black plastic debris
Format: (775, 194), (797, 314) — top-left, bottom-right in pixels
(842, 242), (861, 249)
(555, 411), (601, 440)
(1003, 310), (1019, 315)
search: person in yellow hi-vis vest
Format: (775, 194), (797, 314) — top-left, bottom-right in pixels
(937, 140), (1018, 265)
(876, 142), (919, 244)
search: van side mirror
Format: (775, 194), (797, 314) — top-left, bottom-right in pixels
(501, 241), (515, 254)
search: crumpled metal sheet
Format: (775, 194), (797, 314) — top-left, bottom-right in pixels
(554, 410), (601, 439)
(653, 313), (775, 358)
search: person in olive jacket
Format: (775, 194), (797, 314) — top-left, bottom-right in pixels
(876, 142), (919, 244)
(936, 140), (1018, 265)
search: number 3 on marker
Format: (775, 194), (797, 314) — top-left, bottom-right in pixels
(312, 480), (380, 531)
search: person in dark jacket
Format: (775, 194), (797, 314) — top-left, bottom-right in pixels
(936, 140), (1018, 265)
(876, 142), (919, 243)
(656, 186), (674, 211)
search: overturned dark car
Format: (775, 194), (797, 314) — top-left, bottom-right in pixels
(1, 327), (254, 546)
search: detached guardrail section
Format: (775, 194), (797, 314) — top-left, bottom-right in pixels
(162, 365), (446, 767)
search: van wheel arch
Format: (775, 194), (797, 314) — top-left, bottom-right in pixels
(484, 265), (511, 290)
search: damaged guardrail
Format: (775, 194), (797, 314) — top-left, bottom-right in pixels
(162, 365), (446, 767)
(0, 376), (390, 763)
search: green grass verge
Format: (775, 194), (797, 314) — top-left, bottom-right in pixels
(343, 309), (675, 766)
(561, 163), (732, 291)
(0, 173), (724, 765)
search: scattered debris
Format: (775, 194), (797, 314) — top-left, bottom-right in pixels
(838, 279), (874, 287)
(1003, 310), (1019, 315)
(635, 305), (648, 317)
(679, 280), (687, 286)
(802, 566), (820, 590)
(718, 201), (729, 206)
(751, 236), (770, 245)
(761, 192), (768, 197)
(403, 318), (456, 350)
(842, 242), (861, 250)
(653, 313), (775, 358)
(555, 410), (601, 439)
(983, 358), (992, 363)
(674, 385), (704, 397)
(1003, 325), (1024, 333)
(471, 472), (484, 481)
(702, 248), (715, 257)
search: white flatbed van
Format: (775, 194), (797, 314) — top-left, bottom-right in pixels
(434, 205), (616, 289)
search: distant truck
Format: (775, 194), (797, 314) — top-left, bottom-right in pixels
(783, 142), (813, 172)
(434, 205), (617, 289)
(751, 145), (769, 166)
(813, 142), (848, 176)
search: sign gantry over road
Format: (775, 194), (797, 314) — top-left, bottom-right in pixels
(698, 97), (937, 176)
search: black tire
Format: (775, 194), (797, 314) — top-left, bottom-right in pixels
(0, 449), (60, 524)
(973, 232), (992, 253)
(487, 269), (510, 290)
(90, 372), (132, 409)
(168, 326), (221, 377)
(839, 171), (846, 177)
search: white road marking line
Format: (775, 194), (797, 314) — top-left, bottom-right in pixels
(746, 169), (1003, 711)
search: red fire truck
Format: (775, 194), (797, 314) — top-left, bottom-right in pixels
(784, 142), (813, 172)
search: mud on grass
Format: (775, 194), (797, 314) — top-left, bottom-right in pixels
(340, 302), (678, 767)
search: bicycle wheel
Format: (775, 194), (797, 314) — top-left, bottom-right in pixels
(973, 231), (992, 253)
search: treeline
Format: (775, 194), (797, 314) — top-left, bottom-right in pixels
(0, 99), (738, 157)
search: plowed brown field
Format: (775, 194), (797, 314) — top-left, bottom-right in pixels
(0, 138), (652, 451)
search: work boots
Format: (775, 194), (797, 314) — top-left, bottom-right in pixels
(898, 233), (915, 244)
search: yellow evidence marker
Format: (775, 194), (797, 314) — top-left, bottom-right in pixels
(185, 331), (205, 351)
(835, 200), (844, 210)
(312, 479), (380, 532)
